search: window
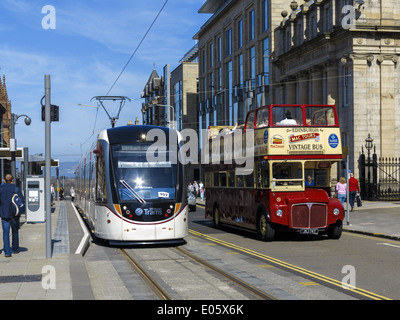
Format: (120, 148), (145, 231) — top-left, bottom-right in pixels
(226, 28), (232, 57)
(262, 0), (268, 32)
(263, 39), (269, 84)
(273, 106), (302, 125)
(246, 110), (256, 129)
(236, 170), (254, 188)
(217, 36), (222, 62)
(256, 161), (269, 189)
(96, 150), (107, 202)
(249, 10), (255, 41)
(202, 49), (206, 73)
(256, 108), (269, 128)
(238, 19), (243, 48)
(306, 106), (336, 126)
(343, 66), (349, 107)
(228, 171), (235, 187)
(272, 162), (303, 186)
(226, 61), (233, 124)
(249, 46), (255, 81)
(305, 161), (330, 187)
(209, 43), (213, 68)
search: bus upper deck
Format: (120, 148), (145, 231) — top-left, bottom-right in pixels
(209, 104), (342, 160)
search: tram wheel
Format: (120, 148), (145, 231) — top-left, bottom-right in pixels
(213, 205), (221, 228)
(256, 210), (275, 242)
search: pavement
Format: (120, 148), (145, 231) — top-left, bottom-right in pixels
(0, 198), (399, 300)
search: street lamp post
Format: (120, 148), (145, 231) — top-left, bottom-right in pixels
(365, 133), (374, 200)
(10, 113), (31, 182)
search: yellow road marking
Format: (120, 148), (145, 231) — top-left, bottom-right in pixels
(300, 281), (319, 286)
(189, 229), (391, 300)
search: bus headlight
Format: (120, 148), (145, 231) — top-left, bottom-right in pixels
(276, 209), (283, 217)
(333, 208), (340, 216)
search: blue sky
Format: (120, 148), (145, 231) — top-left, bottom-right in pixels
(0, 0), (208, 168)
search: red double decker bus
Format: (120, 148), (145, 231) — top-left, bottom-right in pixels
(204, 104), (344, 241)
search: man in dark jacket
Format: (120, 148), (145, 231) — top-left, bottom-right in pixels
(0, 174), (24, 257)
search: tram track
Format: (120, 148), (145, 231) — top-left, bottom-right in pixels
(120, 246), (277, 300)
(174, 246), (277, 300)
(119, 248), (172, 300)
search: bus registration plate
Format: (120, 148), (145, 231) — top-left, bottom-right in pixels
(300, 228), (319, 235)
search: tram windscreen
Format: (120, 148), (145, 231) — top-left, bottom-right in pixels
(111, 143), (178, 201)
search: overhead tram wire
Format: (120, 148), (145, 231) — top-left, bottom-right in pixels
(75, 1), (169, 152)
(105, 0), (169, 97)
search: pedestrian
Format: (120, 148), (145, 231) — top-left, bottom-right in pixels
(200, 187), (205, 201)
(188, 183), (194, 193)
(0, 174), (24, 257)
(70, 186), (75, 202)
(193, 181), (199, 198)
(336, 177), (347, 207)
(50, 183), (55, 205)
(348, 173), (360, 212)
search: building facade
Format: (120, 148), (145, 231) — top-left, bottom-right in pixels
(141, 69), (166, 126)
(194, 0), (289, 131)
(273, 0), (400, 177)
(141, 47), (199, 185)
(0, 75), (12, 149)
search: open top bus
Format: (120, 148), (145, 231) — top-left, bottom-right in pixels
(205, 104), (344, 241)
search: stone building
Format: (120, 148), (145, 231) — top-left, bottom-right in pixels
(141, 69), (166, 126)
(273, 0), (400, 177)
(194, 0), (289, 130)
(0, 75), (12, 148)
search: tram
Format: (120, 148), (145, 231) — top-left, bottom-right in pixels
(74, 125), (188, 245)
(205, 104), (344, 241)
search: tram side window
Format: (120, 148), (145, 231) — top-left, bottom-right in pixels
(96, 154), (107, 202)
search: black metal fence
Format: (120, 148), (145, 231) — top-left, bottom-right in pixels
(359, 146), (400, 201)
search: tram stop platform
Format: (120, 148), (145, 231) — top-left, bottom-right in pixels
(0, 198), (400, 300)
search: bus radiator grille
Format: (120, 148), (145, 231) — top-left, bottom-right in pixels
(291, 204), (327, 229)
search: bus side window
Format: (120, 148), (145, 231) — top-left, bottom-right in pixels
(244, 172), (254, 188)
(246, 111), (255, 130)
(228, 171), (235, 187)
(213, 172), (219, 187)
(219, 172), (227, 187)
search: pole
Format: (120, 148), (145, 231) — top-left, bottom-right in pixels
(45, 75), (52, 259)
(10, 113), (16, 180)
(346, 155), (350, 226)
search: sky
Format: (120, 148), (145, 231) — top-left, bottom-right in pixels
(0, 0), (209, 171)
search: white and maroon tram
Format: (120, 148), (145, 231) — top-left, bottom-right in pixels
(74, 125), (188, 245)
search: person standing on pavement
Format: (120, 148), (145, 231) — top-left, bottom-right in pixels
(70, 186), (75, 202)
(0, 174), (24, 257)
(336, 177), (347, 207)
(348, 173), (360, 212)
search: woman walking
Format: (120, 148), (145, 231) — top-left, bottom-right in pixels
(336, 177), (347, 207)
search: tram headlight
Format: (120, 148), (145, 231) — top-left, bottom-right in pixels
(333, 208), (340, 216)
(276, 209), (283, 217)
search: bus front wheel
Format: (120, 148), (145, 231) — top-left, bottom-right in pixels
(327, 221), (342, 239)
(257, 210), (275, 242)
